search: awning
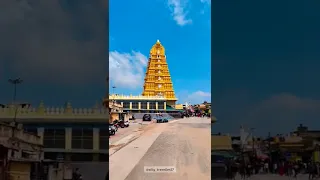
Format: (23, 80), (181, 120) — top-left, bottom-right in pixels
(165, 109), (183, 112)
(166, 105), (175, 110)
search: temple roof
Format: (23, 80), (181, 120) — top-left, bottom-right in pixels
(150, 39), (165, 55)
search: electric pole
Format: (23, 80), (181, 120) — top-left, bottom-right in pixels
(8, 78), (23, 124)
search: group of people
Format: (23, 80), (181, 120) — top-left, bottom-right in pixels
(224, 158), (320, 179)
(181, 111), (210, 118)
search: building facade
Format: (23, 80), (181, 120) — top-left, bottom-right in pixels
(0, 102), (108, 162)
(104, 100), (126, 123)
(0, 122), (43, 180)
(108, 94), (181, 113)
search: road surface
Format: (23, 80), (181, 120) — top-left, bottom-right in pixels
(109, 117), (211, 180)
(109, 119), (151, 145)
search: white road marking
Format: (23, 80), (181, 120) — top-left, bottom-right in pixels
(111, 134), (136, 146)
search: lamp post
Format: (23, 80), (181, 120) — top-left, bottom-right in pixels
(240, 127), (255, 176)
(8, 78), (23, 123)
(112, 86), (116, 105)
(268, 132), (273, 165)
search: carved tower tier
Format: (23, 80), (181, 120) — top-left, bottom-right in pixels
(142, 40), (177, 105)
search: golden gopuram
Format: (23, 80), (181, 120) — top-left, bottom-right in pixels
(108, 40), (181, 114)
(142, 39), (177, 105)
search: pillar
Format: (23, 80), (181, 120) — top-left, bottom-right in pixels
(121, 102), (123, 106)
(164, 102), (166, 110)
(93, 128), (99, 150)
(65, 128), (72, 150)
(147, 102), (150, 110)
(138, 102), (141, 110)
(129, 102), (132, 110)
(156, 102), (158, 110)
(38, 127), (45, 159)
(37, 127), (44, 145)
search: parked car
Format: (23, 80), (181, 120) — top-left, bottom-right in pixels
(143, 114), (152, 121)
(109, 125), (116, 135)
(156, 117), (168, 123)
(156, 118), (163, 123)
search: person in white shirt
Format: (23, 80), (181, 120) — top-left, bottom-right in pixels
(273, 163), (278, 173)
(264, 162), (269, 173)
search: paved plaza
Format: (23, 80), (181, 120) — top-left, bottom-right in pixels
(109, 119), (148, 145)
(109, 117), (211, 180)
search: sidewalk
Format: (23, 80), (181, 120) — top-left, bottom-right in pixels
(109, 121), (156, 156)
(109, 123), (167, 180)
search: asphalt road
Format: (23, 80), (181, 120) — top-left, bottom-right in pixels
(109, 117), (211, 180)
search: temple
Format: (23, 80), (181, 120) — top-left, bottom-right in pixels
(142, 39), (177, 105)
(107, 40), (180, 114)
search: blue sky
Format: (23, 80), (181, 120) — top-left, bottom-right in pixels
(212, 1), (320, 135)
(109, 0), (211, 104)
(0, 0), (107, 108)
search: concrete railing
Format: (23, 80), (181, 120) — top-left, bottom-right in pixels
(0, 107), (109, 118)
(109, 94), (166, 100)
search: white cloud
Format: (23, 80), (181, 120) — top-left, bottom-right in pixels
(200, 0), (211, 5)
(168, 0), (192, 26)
(199, 0), (211, 15)
(244, 93), (320, 133)
(177, 90), (211, 104)
(109, 51), (148, 89)
(213, 92), (320, 134)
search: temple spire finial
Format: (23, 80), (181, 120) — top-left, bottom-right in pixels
(156, 39), (160, 43)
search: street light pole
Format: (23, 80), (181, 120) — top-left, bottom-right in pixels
(8, 78), (23, 124)
(240, 127), (254, 177)
(112, 86), (116, 105)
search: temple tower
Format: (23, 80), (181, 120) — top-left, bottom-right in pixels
(142, 40), (177, 105)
